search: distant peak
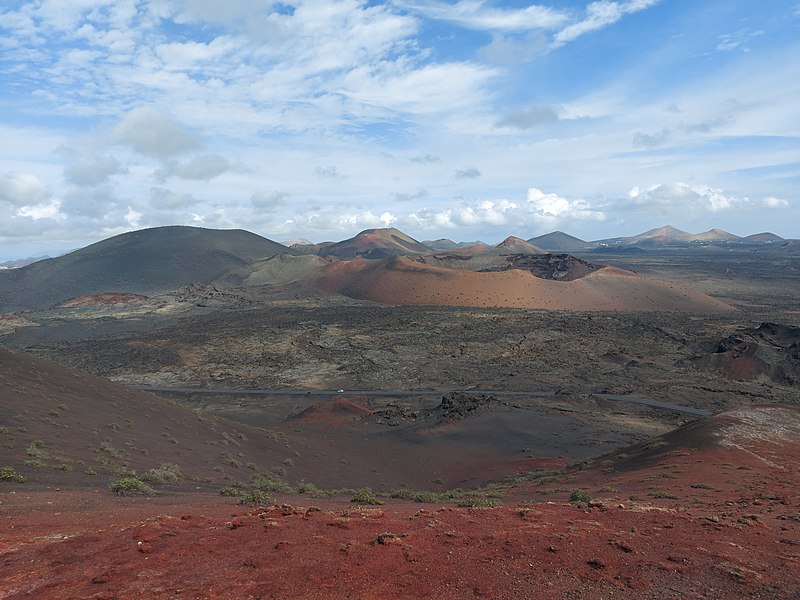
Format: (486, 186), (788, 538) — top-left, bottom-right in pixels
(497, 236), (528, 246)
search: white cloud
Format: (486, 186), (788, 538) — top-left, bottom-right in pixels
(342, 62), (497, 115)
(400, 0), (568, 31)
(16, 200), (63, 221)
(112, 107), (202, 158)
(762, 196), (790, 209)
(554, 0), (660, 46)
(627, 182), (741, 214)
(526, 187), (606, 220)
(0, 173), (51, 206)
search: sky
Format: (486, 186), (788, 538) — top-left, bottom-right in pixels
(1, 0), (799, 259)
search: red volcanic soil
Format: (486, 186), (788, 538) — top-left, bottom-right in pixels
(56, 292), (148, 308)
(289, 397), (374, 427)
(2, 405), (799, 598)
(316, 256), (734, 313)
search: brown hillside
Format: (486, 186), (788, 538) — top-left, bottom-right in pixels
(315, 256), (733, 313)
(0, 347), (295, 490)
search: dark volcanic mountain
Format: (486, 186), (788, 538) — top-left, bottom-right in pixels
(318, 227), (432, 259)
(0, 226), (294, 312)
(527, 231), (590, 251)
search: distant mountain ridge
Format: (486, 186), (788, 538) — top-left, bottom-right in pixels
(0, 224), (790, 314)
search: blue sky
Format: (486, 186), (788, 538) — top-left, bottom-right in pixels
(0, 0), (798, 259)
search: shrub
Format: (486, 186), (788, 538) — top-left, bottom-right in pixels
(351, 488), (383, 505)
(109, 477), (154, 496)
(26, 440), (48, 459)
(569, 489), (592, 506)
(252, 473), (292, 493)
(296, 482), (319, 495)
(0, 465), (25, 482)
(413, 491), (441, 503)
(140, 463), (183, 485)
(219, 486), (243, 497)
(238, 490), (274, 506)
(457, 497), (498, 508)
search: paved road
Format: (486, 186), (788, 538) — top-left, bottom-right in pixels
(131, 385), (712, 417)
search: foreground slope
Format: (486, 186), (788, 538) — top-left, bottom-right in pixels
(2, 404), (797, 599)
(0, 346), (293, 489)
(0, 226), (294, 311)
(316, 256), (734, 312)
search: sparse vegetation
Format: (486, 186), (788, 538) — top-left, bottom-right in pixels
(569, 489), (592, 506)
(351, 488), (383, 505)
(26, 440), (48, 459)
(238, 490), (274, 506)
(109, 476), (155, 496)
(0, 466), (25, 482)
(649, 491), (679, 499)
(252, 473), (292, 493)
(140, 463), (183, 485)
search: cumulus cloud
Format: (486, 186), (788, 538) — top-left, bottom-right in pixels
(112, 107), (202, 158)
(496, 105), (559, 129)
(554, 0), (660, 46)
(285, 208), (397, 233)
(627, 182), (739, 214)
(16, 200), (63, 221)
(155, 154), (231, 181)
(410, 199), (520, 229)
(762, 196), (789, 209)
(63, 154), (125, 186)
(455, 167), (482, 179)
(0, 172), (51, 206)
(407, 188), (604, 232)
(526, 187), (606, 220)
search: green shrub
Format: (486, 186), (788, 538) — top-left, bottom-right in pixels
(457, 497), (498, 508)
(140, 463), (183, 485)
(296, 482), (319, 495)
(252, 473), (292, 493)
(26, 440), (48, 459)
(109, 477), (154, 496)
(569, 489), (592, 505)
(351, 488), (383, 505)
(0, 465), (25, 482)
(219, 486), (243, 497)
(238, 490), (274, 506)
